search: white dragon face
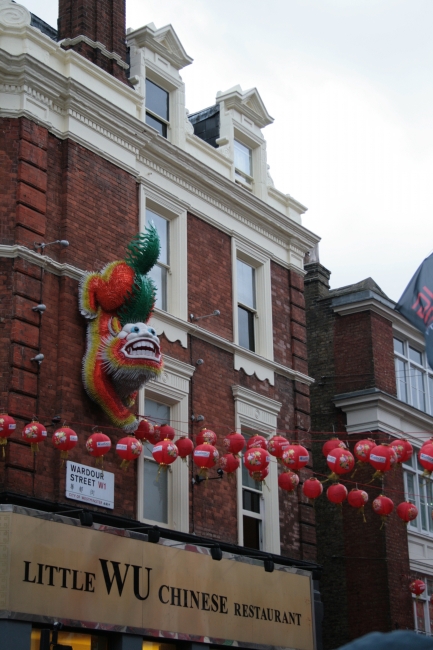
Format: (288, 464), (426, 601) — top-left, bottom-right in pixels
(116, 322), (162, 363)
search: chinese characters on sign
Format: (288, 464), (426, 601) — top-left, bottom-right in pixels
(65, 461), (114, 509)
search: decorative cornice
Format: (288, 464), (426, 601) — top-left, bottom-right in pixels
(0, 245), (84, 280)
(232, 385), (282, 416)
(126, 23), (193, 71)
(59, 36), (129, 70)
(216, 85), (273, 129)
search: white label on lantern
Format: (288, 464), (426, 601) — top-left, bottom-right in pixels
(420, 453), (433, 463)
(70, 435), (78, 442)
(8, 424), (16, 431)
(327, 455), (336, 463)
(96, 441), (111, 448)
(195, 450), (210, 458)
(65, 460), (114, 509)
(300, 455), (309, 462)
(41, 431), (47, 437)
(116, 444), (127, 451)
(153, 445), (163, 453)
(370, 454), (386, 464)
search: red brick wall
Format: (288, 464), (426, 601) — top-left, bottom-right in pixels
(58, 0), (128, 82)
(187, 214), (233, 340)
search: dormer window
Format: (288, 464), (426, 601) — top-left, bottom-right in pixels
(145, 78), (169, 137)
(234, 140), (253, 187)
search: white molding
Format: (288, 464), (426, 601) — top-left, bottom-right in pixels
(137, 354), (194, 532)
(408, 530), (433, 575)
(0, 244), (84, 281)
(59, 36), (129, 69)
(232, 384), (281, 554)
(334, 390), (433, 439)
(126, 23), (193, 71)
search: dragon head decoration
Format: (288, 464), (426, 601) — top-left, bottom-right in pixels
(79, 227), (163, 433)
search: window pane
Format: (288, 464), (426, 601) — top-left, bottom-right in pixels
(146, 210), (169, 265)
(419, 475), (428, 531)
(149, 264), (167, 311)
(145, 79), (169, 121)
(145, 399), (170, 427)
(409, 347), (423, 365)
(31, 631), (107, 650)
(243, 515), (261, 550)
(395, 358), (408, 402)
(237, 259), (255, 308)
(143, 459), (168, 523)
(411, 368), (425, 411)
(406, 472), (418, 529)
(146, 113), (167, 137)
(415, 599), (426, 632)
(234, 140), (252, 176)
(427, 480), (433, 533)
(394, 338), (405, 355)
(243, 489), (261, 513)
(238, 306), (255, 351)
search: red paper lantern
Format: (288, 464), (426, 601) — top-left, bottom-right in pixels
(0, 414), (16, 456)
(281, 444), (309, 471)
(369, 445), (398, 479)
(397, 501), (418, 523)
(249, 466), (269, 483)
(52, 427), (78, 459)
(243, 447), (270, 473)
(348, 489), (368, 509)
(326, 448), (355, 479)
(372, 495), (394, 527)
(348, 488), (368, 522)
(116, 436), (143, 469)
(278, 470), (300, 492)
(86, 432), (111, 467)
(135, 419), (155, 441)
(246, 434), (268, 450)
(219, 453), (240, 474)
(322, 438), (346, 458)
(302, 477), (323, 500)
(268, 435), (290, 458)
(145, 424), (162, 445)
(175, 436), (194, 461)
(327, 483), (348, 504)
(196, 428), (217, 446)
(409, 579), (426, 597)
(193, 443), (219, 477)
(419, 443), (433, 476)
(152, 439), (178, 467)
(353, 439), (376, 463)
(223, 431), (245, 455)
(421, 438), (433, 449)
(159, 424), (175, 441)
(390, 439), (413, 464)
(22, 420), (47, 453)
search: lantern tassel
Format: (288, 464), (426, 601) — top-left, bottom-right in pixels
(30, 443), (39, 453)
(120, 459), (130, 471)
(60, 450), (68, 460)
(360, 506), (366, 524)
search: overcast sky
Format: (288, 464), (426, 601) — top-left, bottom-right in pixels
(18, 0), (433, 301)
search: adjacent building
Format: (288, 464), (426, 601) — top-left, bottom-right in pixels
(0, 1), (322, 649)
(305, 255), (433, 649)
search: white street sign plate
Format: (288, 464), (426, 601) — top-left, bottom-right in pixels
(65, 460), (114, 509)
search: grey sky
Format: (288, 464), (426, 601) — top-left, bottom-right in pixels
(17, 0), (433, 301)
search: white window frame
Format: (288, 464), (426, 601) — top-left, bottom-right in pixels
(403, 448), (433, 538)
(232, 125), (262, 192)
(139, 178), (188, 324)
(412, 575), (433, 637)
(232, 238), (273, 361)
(394, 336), (433, 416)
(143, 63), (184, 147)
(232, 385), (281, 554)
(137, 355), (195, 532)
(145, 77), (170, 138)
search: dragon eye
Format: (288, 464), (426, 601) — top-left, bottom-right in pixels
(148, 328), (156, 336)
(132, 326), (140, 333)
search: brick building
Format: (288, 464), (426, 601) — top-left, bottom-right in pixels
(304, 255), (433, 649)
(0, 1), (322, 649)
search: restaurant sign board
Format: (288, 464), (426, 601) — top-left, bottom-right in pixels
(0, 512), (315, 650)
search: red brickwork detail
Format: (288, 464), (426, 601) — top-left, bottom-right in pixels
(13, 271), (41, 302)
(11, 319), (39, 349)
(295, 380), (310, 396)
(20, 119), (48, 150)
(291, 304), (306, 326)
(16, 183), (47, 214)
(292, 321), (307, 343)
(371, 312), (397, 395)
(13, 295), (40, 326)
(11, 367), (38, 396)
(187, 214), (233, 341)
(8, 392), (37, 419)
(292, 339), (307, 360)
(289, 271), (304, 292)
(290, 286), (305, 309)
(13, 258), (42, 281)
(11, 344), (39, 374)
(16, 204), (46, 237)
(19, 139), (48, 171)
(271, 261), (291, 367)
(14, 225), (43, 249)
(295, 392), (310, 414)
(0, 119), (20, 245)
(18, 161), (48, 192)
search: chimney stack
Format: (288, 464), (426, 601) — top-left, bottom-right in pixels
(58, 0), (129, 83)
